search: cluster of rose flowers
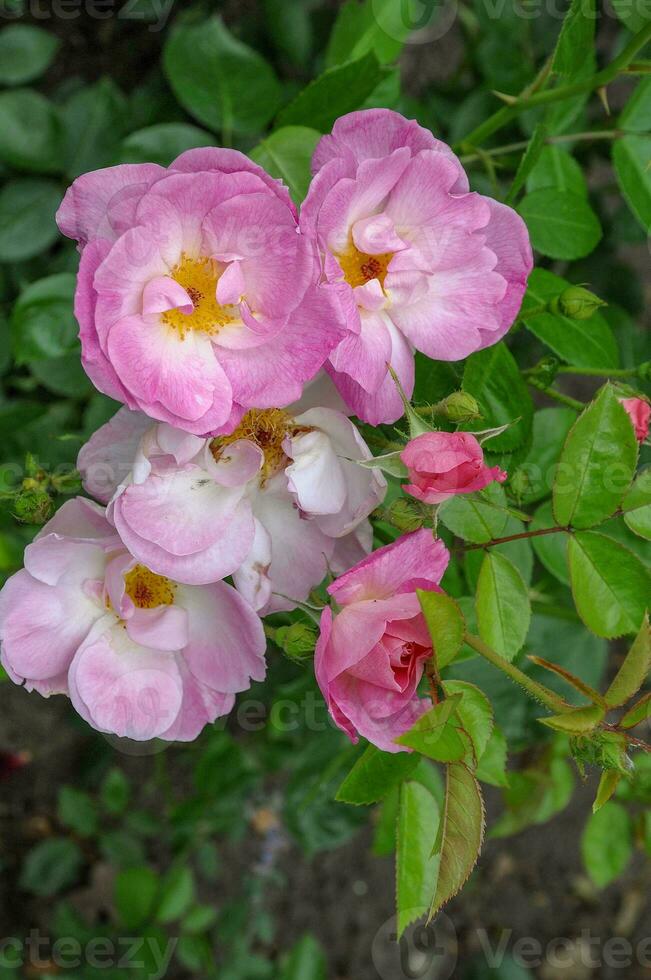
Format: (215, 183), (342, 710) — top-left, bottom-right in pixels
(1, 109), (648, 752)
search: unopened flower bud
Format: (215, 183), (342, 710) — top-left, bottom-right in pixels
(550, 286), (605, 321)
(274, 622), (317, 661)
(438, 391), (482, 424)
(13, 489), (54, 525)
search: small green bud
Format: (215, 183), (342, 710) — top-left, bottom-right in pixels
(550, 286), (606, 321)
(274, 622), (317, 662)
(570, 731), (633, 776)
(438, 391), (482, 424)
(527, 356), (560, 390)
(13, 488), (54, 525)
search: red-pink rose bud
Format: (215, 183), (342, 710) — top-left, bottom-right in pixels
(620, 397), (650, 443)
(400, 431), (507, 505)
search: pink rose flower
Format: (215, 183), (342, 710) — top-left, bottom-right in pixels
(401, 431), (507, 504)
(315, 529), (449, 752)
(0, 498), (266, 741)
(57, 150), (347, 436)
(301, 109), (533, 424)
(77, 404), (386, 613)
(620, 397), (650, 443)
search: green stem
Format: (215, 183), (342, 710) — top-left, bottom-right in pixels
(459, 524), (570, 552)
(464, 632), (572, 714)
(456, 23), (651, 150)
(556, 365), (639, 378)
(459, 129), (622, 165)
(528, 382), (584, 411)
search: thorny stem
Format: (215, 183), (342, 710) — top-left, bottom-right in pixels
(459, 129), (623, 164)
(456, 23), (651, 150)
(457, 524), (570, 553)
(464, 632), (572, 714)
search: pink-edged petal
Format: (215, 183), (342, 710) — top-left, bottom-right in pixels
(351, 212), (405, 254)
(36, 496), (119, 549)
(176, 580), (266, 693)
(353, 279), (387, 312)
(78, 407), (153, 504)
(69, 623), (184, 740)
(330, 521), (373, 575)
(126, 605), (189, 652)
(142, 275), (193, 315)
(154, 424), (206, 466)
(329, 528), (449, 605)
(216, 260), (245, 305)
(160, 657), (235, 742)
(479, 197), (533, 341)
(329, 309), (392, 392)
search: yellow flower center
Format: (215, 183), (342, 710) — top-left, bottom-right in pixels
(124, 564), (176, 609)
(162, 255), (238, 338)
(212, 407), (307, 485)
(336, 244), (393, 290)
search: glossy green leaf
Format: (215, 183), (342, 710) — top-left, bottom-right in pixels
(476, 552), (531, 661)
(439, 482), (508, 544)
(521, 268), (618, 370)
(581, 802), (633, 888)
(120, 123), (214, 167)
(613, 135), (651, 230)
(443, 680), (494, 762)
(518, 189), (602, 260)
(276, 52), (385, 131)
(553, 385), (638, 529)
(164, 17), (282, 136)
(474, 726), (509, 787)
(251, 126), (321, 204)
(336, 743), (419, 805)
(395, 696), (469, 762)
(0, 179), (61, 261)
(619, 77), (651, 133)
(462, 342), (533, 451)
(620, 691), (650, 728)
(417, 589), (465, 669)
(11, 273), (76, 363)
(0, 25), (59, 85)
(0, 88), (62, 172)
(622, 469), (651, 541)
(61, 77), (128, 179)
(530, 501), (570, 585)
(429, 764), (484, 918)
(593, 770), (622, 813)
(396, 781), (440, 936)
(526, 145), (587, 198)
(505, 123), (547, 205)
(552, 0), (595, 78)
(604, 613), (650, 707)
(540, 703), (605, 734)
(326, 0), (407, 67)
(568, 531), (649, 638)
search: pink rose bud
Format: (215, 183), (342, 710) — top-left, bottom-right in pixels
(620, 397), (650, 444)
(400, 431), (507, 505)
(315, 529), (450, 753)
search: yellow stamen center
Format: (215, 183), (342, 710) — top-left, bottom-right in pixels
(162, 255), (237, 338)
(124, 564), (175, 609)
(336, 244), (393, 290)
(211, 408), (305, 485)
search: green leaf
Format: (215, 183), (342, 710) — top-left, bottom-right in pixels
(19, 838), (83, 897)
(326, 0), (407, 67)
(417, 589), (465, 669)
(100, 767), (131, 814)
(518, 189), (602, 260)
(372, 785), (400, 856)
(462, 342), (533, 451)
(530, 501), (570, 585)
(443, 680), (494, 762)
(29, 353), (92, 398)
(613, 135), (651, 231)
(623, 469), (651, 541)
(620, 691), (650, 729)
(251, 126), (321, 205)
(521, 268), (618, 370)
(336, 743), (419, 805)
(540, 703), (605, 734)
(11, 273), (76, 363)
(429, 764), (484, 918)
(604, 613), (650, 707)
(474, 726), (509, 787)
(0, 25), (59, 85)
(114, 866), (160, 929)
(611, 0), (651, 30)
(553, 385), (638, 529)
(581, 802), (632, 888)
(60, 77), (128, 179)
(181, 904), (218, 935)
(568, 531), (649, 638)
(439, 482), (508, 544)
(593, 770), (622, 813)
(476, 552), (531, 661)
(505, 123), (547, 205)
(279, 934), (327, 980)
(276, 52), (385, 132)
(619, 77), (651, 134)
(396, 781), (440, 936)
(156, 866), (195, 924)
(526, 145), (587, 198)
(164, 17), (282, 136)
(0, 178), (61, 261)
(0, 88), (62, 173)
(57, 787), (98, 837)
(552, 0), (596, 78)
(120, 123), (214, 167)
(395, 696), (470, 762)
(516, 406), (577, 505)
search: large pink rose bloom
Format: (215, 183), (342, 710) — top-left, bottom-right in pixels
(78, 405), (386, 614)
(57, 150), (346, 435)
(301, 109), (533, 424)
(0, 498), (265, 741)
(401, 431), (507, 504)
(315, 529), (449, 752)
